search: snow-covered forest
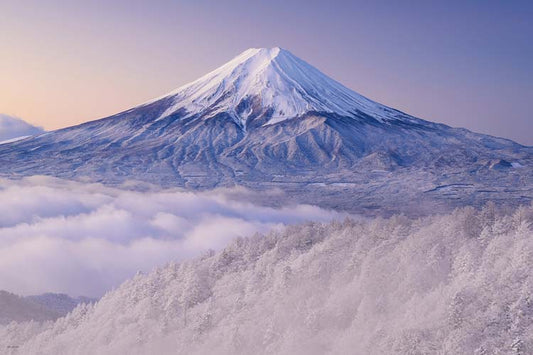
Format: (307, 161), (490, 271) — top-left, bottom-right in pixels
(2, 204), (532, 354)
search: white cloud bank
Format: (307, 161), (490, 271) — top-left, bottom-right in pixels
(0, 114), (43, 142)
(0, 176), (343, 297)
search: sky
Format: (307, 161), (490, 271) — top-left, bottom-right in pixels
(1, 0), (532, 145)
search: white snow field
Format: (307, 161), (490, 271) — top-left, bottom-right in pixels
(2, 204), (532, 354)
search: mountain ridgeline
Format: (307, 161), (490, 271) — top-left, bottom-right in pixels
(0, 48), (531, 214)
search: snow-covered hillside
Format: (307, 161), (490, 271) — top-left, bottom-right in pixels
(3, 204), (532, 354)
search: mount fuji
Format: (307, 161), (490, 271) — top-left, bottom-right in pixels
(0, 48), (531, 214)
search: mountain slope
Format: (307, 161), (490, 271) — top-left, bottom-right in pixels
(0, 48), (531, 214)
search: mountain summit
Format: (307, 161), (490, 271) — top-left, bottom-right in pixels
(148, 47), (393, 128)
(0, 48), (531, 214)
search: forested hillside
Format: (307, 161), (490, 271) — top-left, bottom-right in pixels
(2, 204), (532, 354)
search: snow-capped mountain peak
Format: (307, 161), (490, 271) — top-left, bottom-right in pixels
(153, 47), (389, 127)
(0, 48), (530, 215)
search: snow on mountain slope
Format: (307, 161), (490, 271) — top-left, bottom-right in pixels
(3, 205), (533, 354)
(148, 47), (396, 127)
(0, 48), (530, 215)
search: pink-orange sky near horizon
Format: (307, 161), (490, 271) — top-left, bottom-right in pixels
(1, 0), (532, 144)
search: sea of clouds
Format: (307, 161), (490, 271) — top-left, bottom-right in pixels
(0, 176), (343, 298)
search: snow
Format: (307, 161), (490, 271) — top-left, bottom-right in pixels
(151, 48), (394, 127)
(0, 135), (30, 145)
(0, 49), (529, 216)
(2, 204), (533, 354)
(0, 47), (531, 355)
